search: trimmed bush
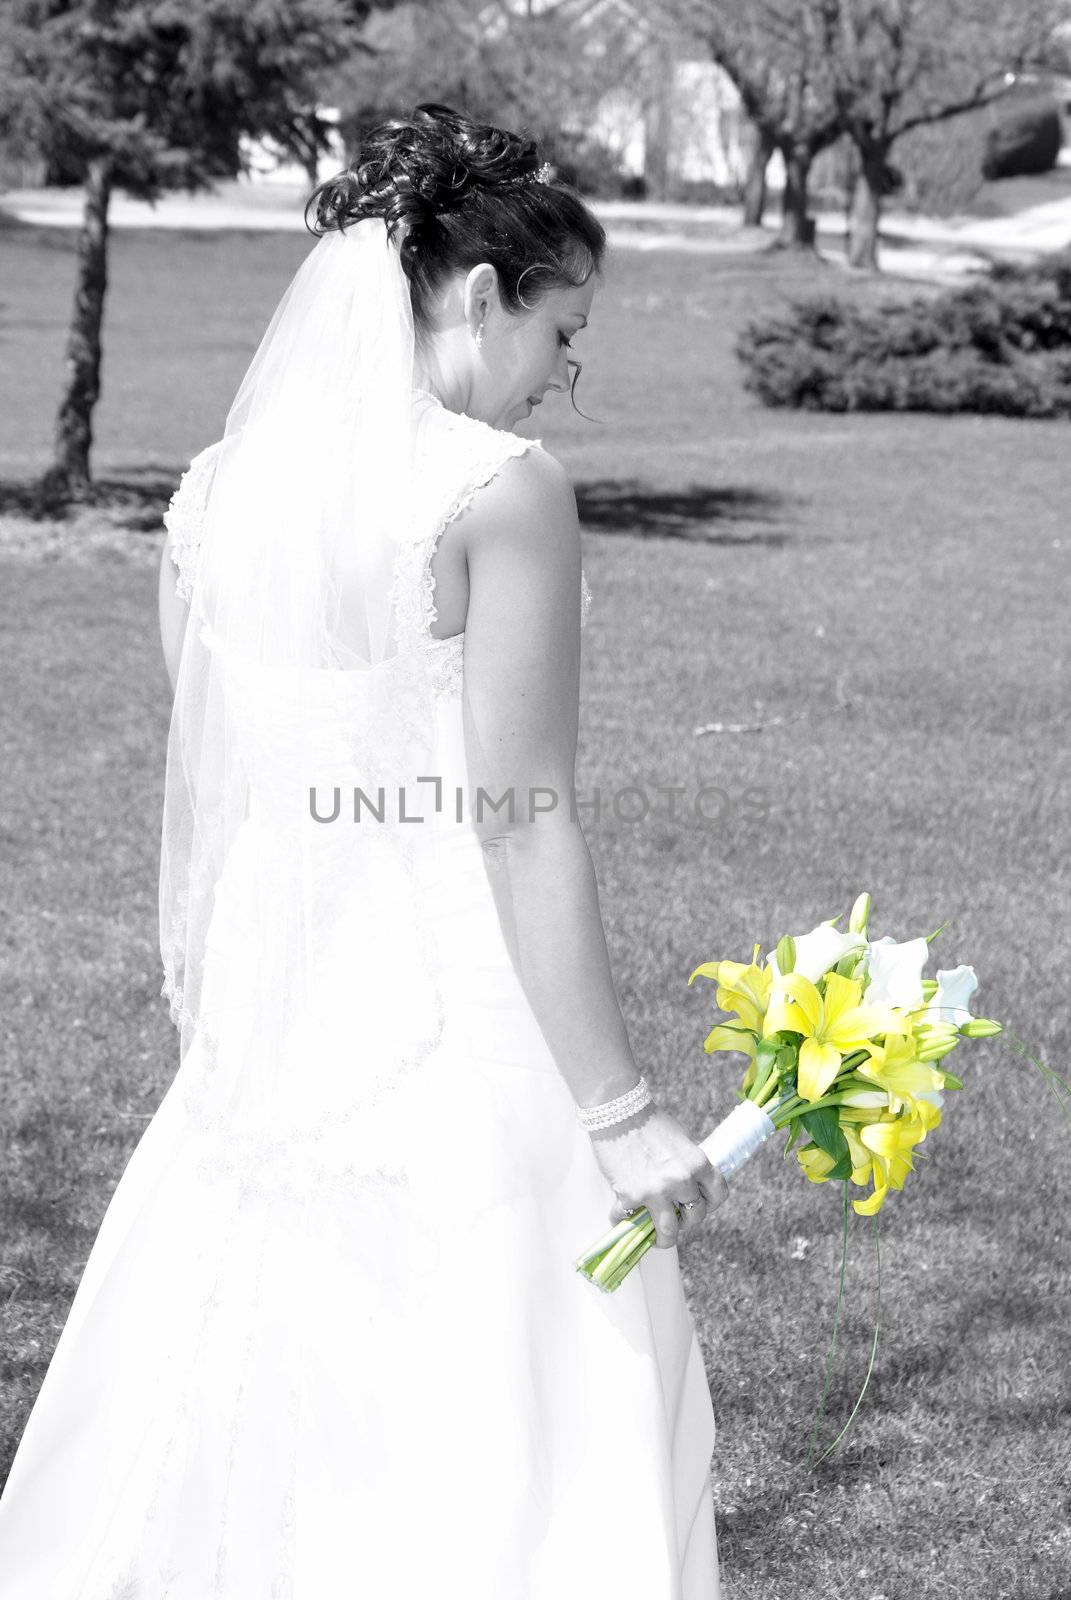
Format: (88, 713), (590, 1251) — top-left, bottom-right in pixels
(735, 253), (1071, 418)
(896, 110), (988, 217)
(982, 96), (1064, 181)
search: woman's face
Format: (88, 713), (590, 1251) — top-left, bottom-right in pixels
(418, 263), (597, 432)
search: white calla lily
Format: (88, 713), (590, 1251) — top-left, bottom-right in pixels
(861, 935), (929, 1010)
(919, 965), (979, 1028)
(768, 920), (867, 984)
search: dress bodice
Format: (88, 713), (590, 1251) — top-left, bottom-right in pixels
(164, 393), (591, 684)
(162, 397), (591, 838)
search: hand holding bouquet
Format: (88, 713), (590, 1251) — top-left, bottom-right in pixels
(576, 892), (1008, 1293)
(575, 892), (1064, 1459)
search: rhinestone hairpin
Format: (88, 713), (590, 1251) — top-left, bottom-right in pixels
(511, 161), (554, 186)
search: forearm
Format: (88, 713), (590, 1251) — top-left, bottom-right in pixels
(477, 818), (655, 1123)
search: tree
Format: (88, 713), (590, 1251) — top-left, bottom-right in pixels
(740, 118), (776, 227)
(831, 0), (1066, 270)
(0, 0), (375, 499)
(665, 0), (846, 248)
(331, 0), (652, 188)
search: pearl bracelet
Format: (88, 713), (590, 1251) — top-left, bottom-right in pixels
(575, 1075), (652, 1132)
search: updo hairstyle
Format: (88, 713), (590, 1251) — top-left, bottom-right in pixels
(306, 102), (606, 399)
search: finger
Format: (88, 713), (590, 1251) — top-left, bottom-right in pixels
(696, 1168), (729, 1211)
(674, 1193), (708, 1240)
(651, 1203), (681, 1249)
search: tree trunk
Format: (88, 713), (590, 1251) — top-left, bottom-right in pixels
(742, 123), (775, 227)
(643, 34), (675, 201)
(46, 156), (112, 499)
(776, 148), (816, 249)
(847, 147), (885, 270)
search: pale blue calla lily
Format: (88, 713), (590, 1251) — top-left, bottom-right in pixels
(861, 935), (929, 1011)
(767, 921), (867, 984)
(920, 964), (979, 1028)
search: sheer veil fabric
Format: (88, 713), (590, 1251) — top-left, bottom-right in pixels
(159, 219), (442, 1113)
(0, 217), (721, 1597)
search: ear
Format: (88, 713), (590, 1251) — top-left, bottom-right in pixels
(463, 262), (500, 335)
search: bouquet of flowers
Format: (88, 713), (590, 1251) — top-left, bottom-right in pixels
(575, 893), (1009, 1295)
(574, 891), (1063, 1459)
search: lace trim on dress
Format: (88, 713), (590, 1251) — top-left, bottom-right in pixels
(163, 442), (221, 602)
(424, 634), (466, 700)
(391, 404), (592, 701)
(389, 416), (535, 657)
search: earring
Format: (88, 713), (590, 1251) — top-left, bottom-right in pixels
(475, 321), (485, 350)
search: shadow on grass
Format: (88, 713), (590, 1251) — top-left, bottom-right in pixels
(0, 470), (177, 529)
(2, 471), (798, 545)
(576, 479), (792, 545)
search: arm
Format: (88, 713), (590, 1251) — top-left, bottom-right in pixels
(158, 535), (190, 698)
(459, 447), (654, 1126)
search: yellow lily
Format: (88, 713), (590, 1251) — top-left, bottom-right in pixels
(842, 1123), (876, 1187)
(853, 1112), (931, 1215)
(763, 971), (909, 1103)
(856, 1031), (946, 1116)
(691, 950), (773, 1068)
(798, 1145), (839, 1184)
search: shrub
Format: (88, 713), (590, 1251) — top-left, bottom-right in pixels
(546, 132), (631, 197)
(896, 110), (988, 217)
(982, 95), (1064, 181)
(735, 252), (1071, 417)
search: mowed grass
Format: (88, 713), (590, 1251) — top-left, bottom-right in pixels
(1, 219), (1069, 1597)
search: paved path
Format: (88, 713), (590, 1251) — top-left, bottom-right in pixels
(2, 180), (1069, 283)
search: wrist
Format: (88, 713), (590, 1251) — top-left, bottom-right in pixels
(587, 1098), (657, 1141)
(575, 1073), (657, 1137)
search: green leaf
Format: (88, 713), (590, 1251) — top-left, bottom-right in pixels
(776, 1045), (799, 1082)
(751, 1040), (780, 1095)
(783, 1121), (804, 1159)
(940, 1070), (965, 1090)
(826, 1154), (853, 1182)
(800, 1105), (850, 1164)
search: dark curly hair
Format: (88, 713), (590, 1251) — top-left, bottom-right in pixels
(305, 103), (606, 413)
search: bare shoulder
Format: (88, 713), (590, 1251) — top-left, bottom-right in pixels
(455, 444), (579, 559)
(456, 442), (583, 832)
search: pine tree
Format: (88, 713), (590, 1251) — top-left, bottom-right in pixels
(0, 0), (372, 498)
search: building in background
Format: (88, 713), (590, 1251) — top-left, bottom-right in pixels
(238, 2), (776, 200)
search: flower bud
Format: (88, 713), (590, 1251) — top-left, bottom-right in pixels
(848, 892), (871, 935)
(775, 934), (795, 974)
(958, 1017), (1002, 1038)
(918, 1037), (960, 1061)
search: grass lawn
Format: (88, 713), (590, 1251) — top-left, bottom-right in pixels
(1, 219), (1069, 1598)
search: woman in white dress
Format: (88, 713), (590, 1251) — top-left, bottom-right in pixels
(0, 103), (729, 1597)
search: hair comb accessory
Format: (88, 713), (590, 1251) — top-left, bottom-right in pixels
(507, 161), (554, 187)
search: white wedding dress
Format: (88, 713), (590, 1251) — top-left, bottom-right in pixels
(0, 393), (720, 1598)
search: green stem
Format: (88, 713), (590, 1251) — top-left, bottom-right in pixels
(754, 1074), (782, 1109)
(1003, 1029), (1071, 1133)
(769, 1095), (802, 1127)
(810, 1209), (882, 1468)
(804, 1183), (850, 1472)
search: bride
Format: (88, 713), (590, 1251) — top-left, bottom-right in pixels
(0, 102), (729, 1597)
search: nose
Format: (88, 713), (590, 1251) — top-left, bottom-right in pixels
(545, 347), (571, 396)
